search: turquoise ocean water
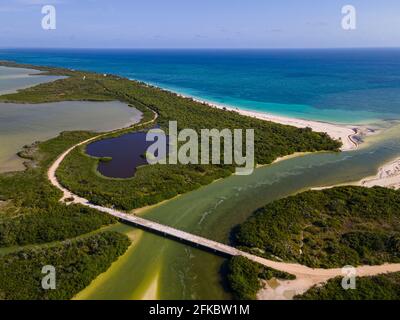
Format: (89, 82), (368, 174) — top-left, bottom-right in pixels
(1, 48), (400, 124)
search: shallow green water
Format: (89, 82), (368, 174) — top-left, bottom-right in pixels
(78, 123), (400, 300)
(0, 101), (142, 172)
(0, 66), (64, 95)
(0, 66), (142, 172)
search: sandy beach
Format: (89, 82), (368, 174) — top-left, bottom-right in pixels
(358, 157), (400, 190)
(312, 156), (400, 192)
(175, 93), (374, 152)
(224, 107), (361, 151)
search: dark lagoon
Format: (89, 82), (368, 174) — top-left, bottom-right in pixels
(86, 131), (155, 178)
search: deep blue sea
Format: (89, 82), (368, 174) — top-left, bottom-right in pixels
(1, 48), (400, 124)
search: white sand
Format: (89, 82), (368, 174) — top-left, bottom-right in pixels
(358, 157), (400, 190)
(227, 108), (361, 151)
(177, 94), (373, 152)
(257, 262), (400, 300)
(313, 156), (400, 191)
(258, 278), (320, 300)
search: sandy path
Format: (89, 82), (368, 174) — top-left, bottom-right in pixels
(257, 262), (400, 300)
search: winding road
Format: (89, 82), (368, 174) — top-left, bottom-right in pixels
(47, 108), (400, 298)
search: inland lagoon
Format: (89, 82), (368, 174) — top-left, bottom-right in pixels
(86, 131), (153, 179)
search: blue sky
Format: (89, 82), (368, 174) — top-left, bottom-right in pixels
(1, 0), (399, 48)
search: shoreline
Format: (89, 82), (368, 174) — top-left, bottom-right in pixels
(0, 61), (380, 153)
(131, 78), (377, 152)
(3, 61), (373, 152)
(312, 156), (400, 191)
(186, 96), (371, 152)
(139, 83), (376, 152)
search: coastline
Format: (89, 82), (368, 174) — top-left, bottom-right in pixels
(138, 82), (374, 152)
(357, 157), (400, 190)
(187, 96), (370, 152)
(312, 156), (400, 191)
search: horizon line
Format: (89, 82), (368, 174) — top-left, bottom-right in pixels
(1, 46), (400, 51)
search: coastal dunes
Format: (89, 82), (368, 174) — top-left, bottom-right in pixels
(311, 156), (400, 191)
(224, 109), (362, 152)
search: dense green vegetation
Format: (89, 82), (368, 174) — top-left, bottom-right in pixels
(0, 231), (130, 300)
(0, 61), (341, 300)
(234, 186), (400, 268)
(227, 256), (295, 300)
(0, 131), (117, 247)
(0, 61), (340, 211)
(296, 272), (400, 300)
(0, 205), (115, 247)
(59, 152), (234, 210)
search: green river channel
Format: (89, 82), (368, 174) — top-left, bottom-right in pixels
(75, 122), (400, 300)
